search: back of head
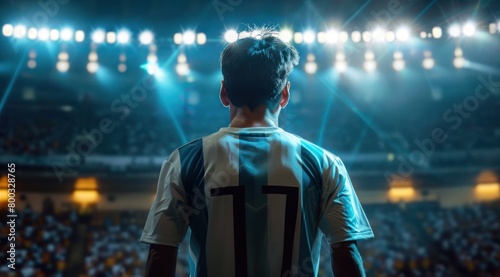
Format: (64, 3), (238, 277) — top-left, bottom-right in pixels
(220, 28), (299, 111)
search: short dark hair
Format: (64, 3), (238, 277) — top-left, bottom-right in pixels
(220, 28), (299, 111)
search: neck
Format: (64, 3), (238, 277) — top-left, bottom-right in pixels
(228, 105), (279, 128)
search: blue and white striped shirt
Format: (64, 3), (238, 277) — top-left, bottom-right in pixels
(141, 127), (373, 277)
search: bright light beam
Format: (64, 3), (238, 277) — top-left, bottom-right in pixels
(0, 50), (28, 116)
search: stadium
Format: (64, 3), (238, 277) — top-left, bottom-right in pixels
(0, 0), (499, 276)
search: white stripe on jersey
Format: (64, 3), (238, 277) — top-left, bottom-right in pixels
(140, 126), (374, 277)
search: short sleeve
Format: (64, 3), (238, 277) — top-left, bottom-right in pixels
(318, 157), (374, 244)
(140, 151), (189, 247)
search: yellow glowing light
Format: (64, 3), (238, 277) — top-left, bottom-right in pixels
(388, 187), (416, 201)
(72, 190), (99, 204)
(75, 177), (98, 190)
(474, 183), (500, 201)
(1, 176), (9, 202)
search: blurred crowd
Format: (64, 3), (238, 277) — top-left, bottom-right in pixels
(1, 110), (499, 159)
(80, 211), (190, 277)
(0, 202), (78, 277)
(420, 204), (500, 277)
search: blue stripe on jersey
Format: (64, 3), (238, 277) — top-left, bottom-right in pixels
(299, 139), (325, 276)
(238, 134), (269, 277)
(178, 138), (208, 277)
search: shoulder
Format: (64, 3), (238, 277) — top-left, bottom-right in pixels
(296, 136), (340, 169)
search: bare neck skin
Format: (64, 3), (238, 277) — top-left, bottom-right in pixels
(220, 81), (290, 129)
(228, 105), (279, 128)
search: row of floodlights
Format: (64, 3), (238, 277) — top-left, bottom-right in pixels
(2, 25), (155, 45)
(3, 21), (499, 45)
(26, 47), (467, 75)
(302, 47), (467, 74)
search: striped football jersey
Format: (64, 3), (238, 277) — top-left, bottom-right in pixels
(140, 127), (374, 277)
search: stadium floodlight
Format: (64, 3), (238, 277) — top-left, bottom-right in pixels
(87, 62), (98, 73)
(335, 52), (347, 73)
(462, 22), (476, 37)
(173, 33), (183, 44)
(119, 53), (126, 63)
(118, 63), (127, 73)
(364, 60), (376, 72)
(305, 62), (317, 74)
(182, 31), (196, 45)
(147, 53), (158, 63)
(38, 28), (50, 41)
(75, 30), (85, 42)
(305, 54), (317, 74)
(351, 31), (361, 43)
(365, 50), (375, 60)
(60, 28), (73, 41)
(393, 59), (405, 71)
(372, 27), (386, 42)
(362, 31), (372, 42)
(432, 27), (442, 39)
(139, 30), (154, 45)
(294, 32), (303, 44)
(106, 32), (116, 44)
(196, 33), (207, 45)
(58, 51), (69, 61)
(420, 31), (427, 39)
(178, 53), (187, 64)
(29, 50), (37, 59)
(27, 28), (38, 40)
(335, 60), (347, 73)
(336, 52), (346, 61)
(176, 63), (190, 76)
(454, 47), (463, 57)
(117, 29), (131, 44)
(317, 32), (327, 44)
(91, 29), (105, 43)
(325, 29), (338, 44)
(2, 24), (14, 37)
(422, 51), (434, 69)
(224, 29), (238, 43)
(303, 30), (315, 44)
(453, 57), (465, 68)
(396, 26), (410, 42)
(385, 31), (395, 42)
(364, 50), (376, 72)
(176, 53), (189, 76)
(50, 29), (60, 41)
(56, 61), (70, 72)
(279, 29), (293, 43)
(13, 25), (27, 38)
(27, 60), (37, 69)
(88, 52), (98, 62)
(339, 31), (349, 43)
(448, 24), (461, 37)
(393, 51), (405, 71)
(489, 23), (497, 34)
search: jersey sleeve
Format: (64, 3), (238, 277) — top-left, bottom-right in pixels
(140, 151), (189, 247)
(318, 156), (374, 244)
